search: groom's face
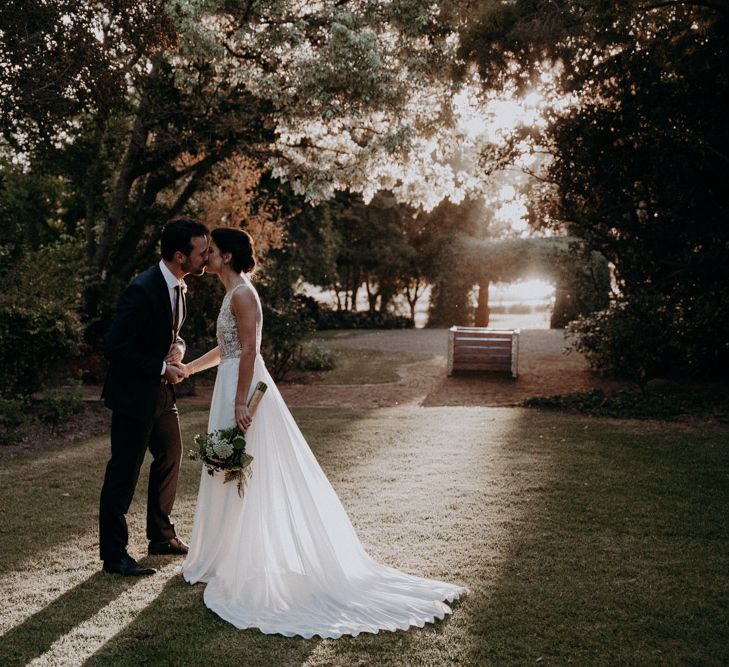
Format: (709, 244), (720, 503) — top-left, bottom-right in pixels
(180, 235), (209, 276)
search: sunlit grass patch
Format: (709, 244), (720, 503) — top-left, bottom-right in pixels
(1, 408), (728, 666)
(320, 347), (432, 384)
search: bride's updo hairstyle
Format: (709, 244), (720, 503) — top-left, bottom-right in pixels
(211, 227), (256, 273)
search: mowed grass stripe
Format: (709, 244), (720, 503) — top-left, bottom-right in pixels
(26, 561), (181, 667)
(1, 407), (728, 666)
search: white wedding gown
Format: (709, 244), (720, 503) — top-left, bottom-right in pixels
(182, 282), (466, 638)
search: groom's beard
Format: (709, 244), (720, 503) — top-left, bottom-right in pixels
(182, 259), (206, 276)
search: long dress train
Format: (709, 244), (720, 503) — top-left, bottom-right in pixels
(182, 282), (466, 638)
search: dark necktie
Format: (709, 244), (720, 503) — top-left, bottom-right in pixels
(172, 285), (182, 335)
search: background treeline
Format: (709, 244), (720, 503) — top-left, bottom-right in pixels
(1, 0), (727, 413)
(460, 0), (729, 385)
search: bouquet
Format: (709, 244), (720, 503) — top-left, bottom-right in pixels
(189, 381), (267, 496)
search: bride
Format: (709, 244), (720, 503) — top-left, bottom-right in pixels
(181, 227), (466, 638)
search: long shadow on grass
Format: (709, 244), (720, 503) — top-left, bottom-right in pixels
(83, 574), (322, 667)
(80, 406), (450, 666)
(0, 411), (210, 576)
(464, 413), (729, 666)
(0, 570), (140, 666)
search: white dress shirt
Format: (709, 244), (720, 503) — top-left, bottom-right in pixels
(158, 260), (187, 375)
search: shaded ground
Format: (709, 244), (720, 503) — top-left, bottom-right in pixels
(282, 328), (627, 409)
(1, 407), (727, 666)
(2, 330), (727, 665)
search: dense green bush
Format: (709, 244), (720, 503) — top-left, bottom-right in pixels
(253, 249), (317, 380)
(0, 396), (29, 445)
(38, 384), (85, 432)
(0, 238), (84, 397)
(524, 387), (729, 421)
(551, 251), (611, 329)
(314, 305), (413, 330)
(295, 342), (336, 372)
(566, 295), (681, 388)
(0, 300), (82, 395)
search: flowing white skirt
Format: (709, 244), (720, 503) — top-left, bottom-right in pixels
(182, 355), (466, 638)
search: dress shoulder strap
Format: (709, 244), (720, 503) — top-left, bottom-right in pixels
(226, 282), (254, 311)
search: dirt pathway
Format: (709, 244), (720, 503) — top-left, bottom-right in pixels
(280, 329), (627, 409)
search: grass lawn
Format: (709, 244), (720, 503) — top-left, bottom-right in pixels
(1, 406), (728, 666)
(321, 347), (432, 384)
(297, 331), (433, 384)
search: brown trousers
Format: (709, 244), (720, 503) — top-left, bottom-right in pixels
(98, 383), (182, 561)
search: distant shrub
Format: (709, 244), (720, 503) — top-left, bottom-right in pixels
(38, 384), (85, 432)
(524, 387), (729, 421)
(0, 237), (84, 397)
(0, 396), (29, 445)
(296, 342), (336, 372)
(314, 306), (413, 330)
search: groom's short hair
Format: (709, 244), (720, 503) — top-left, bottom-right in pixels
(161, 218), (209, 260)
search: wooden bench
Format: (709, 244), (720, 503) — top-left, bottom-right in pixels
(447, 327), (519, 378)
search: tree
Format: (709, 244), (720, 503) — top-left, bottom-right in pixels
(1, 0), (463, 344)
(460, 1), (729, 376)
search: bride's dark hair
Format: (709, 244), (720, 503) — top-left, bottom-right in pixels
(211, 227), (256, 273)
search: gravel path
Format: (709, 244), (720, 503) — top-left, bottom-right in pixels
(281, 329), (627, 409)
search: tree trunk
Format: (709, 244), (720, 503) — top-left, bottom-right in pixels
(350, 265), (361, 311)
(404, 277), (422, 324)
(91, 57), (161, 274)
(474, 278), (490, 327)
(364, 274), (378, 312)
(379, 284), (395, 313)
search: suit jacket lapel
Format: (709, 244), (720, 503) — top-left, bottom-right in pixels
(153, 265), (174, 327)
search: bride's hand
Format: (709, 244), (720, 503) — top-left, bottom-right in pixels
(235, 403), (252, 432)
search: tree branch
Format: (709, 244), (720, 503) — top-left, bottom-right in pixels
(640, 0), (728, 14)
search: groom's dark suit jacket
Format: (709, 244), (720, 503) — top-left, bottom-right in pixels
(102, 265), (185, 417)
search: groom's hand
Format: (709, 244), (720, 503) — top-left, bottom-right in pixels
(164, 362), (185, 384)
(164, 343), (185, 364)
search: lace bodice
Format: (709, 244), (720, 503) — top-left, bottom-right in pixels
(216, 282), (262, 359)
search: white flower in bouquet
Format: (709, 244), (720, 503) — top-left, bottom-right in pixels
(212, 439), (234, 459)
(188, 382), (268, 497)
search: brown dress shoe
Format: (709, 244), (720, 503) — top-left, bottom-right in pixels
(148, 536), (189, 556)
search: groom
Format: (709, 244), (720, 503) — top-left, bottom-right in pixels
(99, 218), (209, 576)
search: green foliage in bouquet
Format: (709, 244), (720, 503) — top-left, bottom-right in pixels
(189, 426), (253, 496)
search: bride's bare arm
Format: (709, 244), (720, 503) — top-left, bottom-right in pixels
(231, 286), (258, 431)
(183, 346), (221, 377)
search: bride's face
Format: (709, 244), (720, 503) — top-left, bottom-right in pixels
(206, 241), (224, 275)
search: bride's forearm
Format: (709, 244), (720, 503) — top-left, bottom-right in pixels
(235, 350), (256, 406)
(186, 346), (221, 376)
